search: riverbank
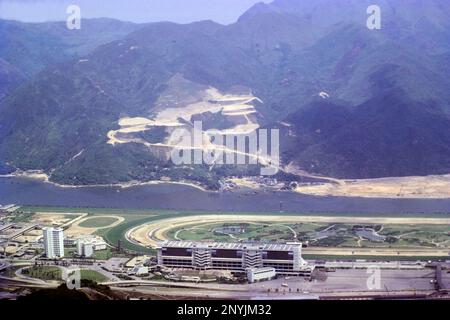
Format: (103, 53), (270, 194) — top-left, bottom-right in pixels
(293, 175), (450, 199)
(3, 169), (450, 200)
(3, 176), (450, 214)
(0, 170), (208, 192)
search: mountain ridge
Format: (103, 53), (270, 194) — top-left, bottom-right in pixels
(1, 0), (450, 187)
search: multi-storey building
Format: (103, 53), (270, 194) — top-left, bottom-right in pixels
(42, 227), (64, 259)
(76, 240), (94, 258)
(157, 241), (314, 276)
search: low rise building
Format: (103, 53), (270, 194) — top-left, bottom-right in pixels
(128, 265), (149, 276)
(247, 267), (276, 283)
(77, 240), (94, 258)
(65, 235), (107, 251)
(125, 255), (151, 268)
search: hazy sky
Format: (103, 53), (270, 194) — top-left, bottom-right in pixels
(0, 0), (272, 24)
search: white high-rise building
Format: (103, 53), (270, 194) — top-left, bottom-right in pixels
(42, 227), (64, 259)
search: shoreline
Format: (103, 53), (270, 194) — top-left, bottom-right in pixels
(0, 171), (209, 192)
(2, 170), (450, 200)
(292, 174), (450, 200)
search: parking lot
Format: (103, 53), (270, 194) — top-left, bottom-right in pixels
(250, 268), (438, 295)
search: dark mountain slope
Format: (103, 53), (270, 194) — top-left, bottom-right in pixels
(0, 58), (24, 100)
(283, 89), (450, 178)
(0, 18), (144, 99)
(1, 0), (450, 185)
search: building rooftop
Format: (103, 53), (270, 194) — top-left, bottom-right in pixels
(159, 240), (302, 251)
(42, 227), (63, 232)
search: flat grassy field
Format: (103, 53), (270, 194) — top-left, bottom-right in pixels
(17, 205), (450, 256)
(64, 247), (118, 260)
(21, 265), (109, 282)
(165, 221), (450, 249)
(22, 266), (62, 281)
(20, 205), (450, 218)
(79, 270), (109, 283)
(95, 216), (159, 254)
(22, 266), (109, 283)
(78, 217), (120, 228)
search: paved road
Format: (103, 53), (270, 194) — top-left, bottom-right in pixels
(107, 269), (441, 299)
(0, 261), (9, 271)
(304, 247), (450, 257)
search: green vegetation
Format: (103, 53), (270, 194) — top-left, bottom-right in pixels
(17, 205), (450, 254)
(170, 222), (298, 242)
(8, 211), (34, 223)
(78, 270), (109, 283)
(96, 216), (158, 254)
(64, 248), (77, 258)
(166, 221), (450, 249)
(0, 266), (21, 278)
(20, 205), (449, 219)
(65, 246), (117, 260)
(17, 280), (124, 301)
(78, 217), (119, 228)
(91, 248), (114, 260)
(18, 284), (89, 301)
(22, 266), (109, 283)
(3, 2), (450, 187)
(22, 266), (62, 281)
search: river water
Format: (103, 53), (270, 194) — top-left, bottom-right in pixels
(1, 177), (449, 215)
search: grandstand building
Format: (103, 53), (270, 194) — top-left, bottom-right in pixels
(157, 241), (314, 276)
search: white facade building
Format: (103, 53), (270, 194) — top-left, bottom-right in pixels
(247, 267), (276, 283)
(158, 241), (313, 276)
(42, 227), (64, 259)
(65, 235), (107, 251)
(128, 265), (149, 276)
(77, 240), (94, 258)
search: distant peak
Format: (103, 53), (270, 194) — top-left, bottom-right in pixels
(237, 1), (275, 22)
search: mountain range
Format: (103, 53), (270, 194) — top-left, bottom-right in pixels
(1, 0), (450, 188)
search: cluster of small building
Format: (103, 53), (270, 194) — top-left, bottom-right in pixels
(1, 205), (315, 285)
(0, 204), (21, 213)
(0, 223), (42, 258)
(0, 222), (108, 260)
(219, 177), (281, 192)
(43, 227), (108, 259)
(125, 256), (151, 276)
